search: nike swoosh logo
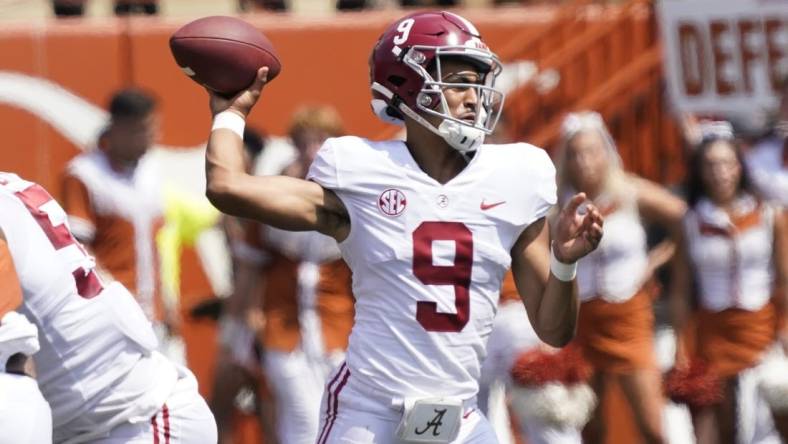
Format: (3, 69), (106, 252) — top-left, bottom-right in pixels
(480, 200), (506, 210)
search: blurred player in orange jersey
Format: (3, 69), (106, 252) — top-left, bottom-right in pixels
(0, 229), (52, 444)
(228, 105), (354, 444)
(60, 88), (182, 360)
(236, 225), (353, 444)
(0, 171), (217, 443)
(212, 126), (281, 444)
(315, 258), (355, 371)
(234, 222), (354, 444)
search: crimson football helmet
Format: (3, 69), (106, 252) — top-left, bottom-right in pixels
(370, 11), (504, 153)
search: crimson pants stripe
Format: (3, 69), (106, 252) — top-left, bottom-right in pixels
(318, 367), (350, 444)
(151, 412), (160, 444)
(163, 404), (171, 444)
(316, 363), (347, 444)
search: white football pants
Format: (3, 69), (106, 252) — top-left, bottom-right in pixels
(0, 373), (52, 444)
(264, 348), (328, 444)
(315, 363), (499, 444)
(88, 365), (217, 443)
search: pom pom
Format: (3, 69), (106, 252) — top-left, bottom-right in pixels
(510, 383), (597, 428)
(511, 344), (592, 387)
(757, 350), (788, 412)
(664, 360), (724, 408)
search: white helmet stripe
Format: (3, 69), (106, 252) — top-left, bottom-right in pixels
(445, 12), (480, 36)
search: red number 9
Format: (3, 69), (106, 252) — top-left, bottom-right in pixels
(412, 221), (473, 332)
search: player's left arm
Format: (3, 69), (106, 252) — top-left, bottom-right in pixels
(510, 193), (603, 347)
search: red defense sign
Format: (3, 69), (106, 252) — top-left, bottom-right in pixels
(658, 0), (788, 115)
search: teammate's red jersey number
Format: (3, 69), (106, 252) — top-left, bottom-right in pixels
(14, 184), (103, 299)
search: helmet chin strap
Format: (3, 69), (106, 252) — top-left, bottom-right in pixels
(437, 119), (485, 153)
(399, 104), (486, 154)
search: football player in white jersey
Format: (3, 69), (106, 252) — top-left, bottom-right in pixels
(203, 11), (603, 444)
(0, 172), (217, 443)
(0, 232), (52, 444)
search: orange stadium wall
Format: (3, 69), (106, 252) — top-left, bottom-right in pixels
(0, 8), (562, 192)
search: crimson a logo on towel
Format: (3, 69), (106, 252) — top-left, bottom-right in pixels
(378, 188), (407, 216)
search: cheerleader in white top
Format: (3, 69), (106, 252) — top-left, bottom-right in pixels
(670, 134), (788, 444)
(554, 112), (686, 444)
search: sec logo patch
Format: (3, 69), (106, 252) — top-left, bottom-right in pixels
(378, 188), (407, 216)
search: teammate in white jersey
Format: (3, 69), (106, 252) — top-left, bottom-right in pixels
(203, 11), (604, 444)
(0, 233), (52, 444)
(0, 172), (217, 443)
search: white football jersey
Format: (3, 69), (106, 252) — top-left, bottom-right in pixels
(0, 172), (177, 443)
(307, 136), (556, 401)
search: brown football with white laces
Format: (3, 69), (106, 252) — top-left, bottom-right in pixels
(170, 16), (281, 96)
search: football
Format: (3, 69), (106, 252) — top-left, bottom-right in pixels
(169, 16), (282, 96)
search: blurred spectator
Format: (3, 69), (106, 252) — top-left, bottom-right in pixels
(239, 0), (287, 12)
(313, 259), (354, 377)
(400, 0), (457, 6)
(336, 0), (461, 9)
(212, 127), (279, 444)
(554, 111), (685, 444)
(281, 105), (344, 177)
(670, 134), (788, 443)
(231, 105), (353, 444)
(60, 88), (181, 360)
(114, 0), (158, 15)
(744, 78), (788, 208)
(52, 0), (158, 17)
(336, 0), (368, 10)
(52, 0), (85, 17)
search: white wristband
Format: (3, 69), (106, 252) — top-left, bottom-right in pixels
(211, 111), (245, 139)
(550, 246), (577, 282)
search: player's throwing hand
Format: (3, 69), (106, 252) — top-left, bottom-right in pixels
(208, 67), (269, 118)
